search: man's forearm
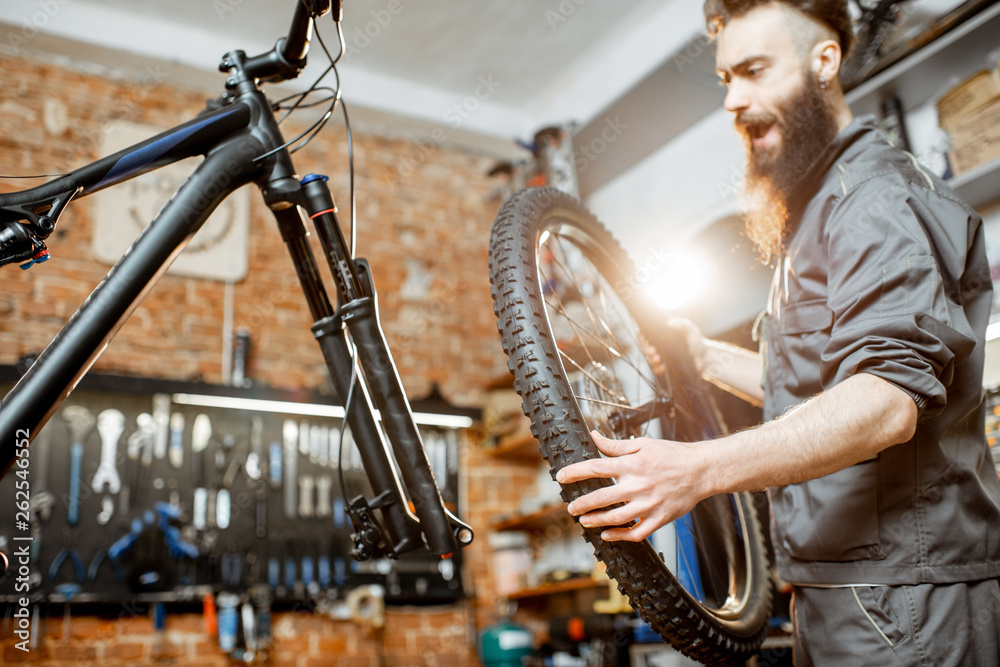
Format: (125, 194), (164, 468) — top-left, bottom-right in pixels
(701, 373), (918, 496)
(701, 339), (765, 405)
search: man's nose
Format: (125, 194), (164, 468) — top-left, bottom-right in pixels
(724, 81), (750, 114)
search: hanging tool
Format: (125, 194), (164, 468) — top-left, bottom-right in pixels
(216, 488), (231, 530)
(217, 593), (240, 652)
(29, 424), (54, 522)
(48, 527), (85, 583)
(309, 423), (323, 464)
(318, 554), (331, 589)
(316, 475), (332, 518)
(255, 489), (267, 539)
(152, 394), (171, 460)
(87, 548), (124, 583)
(269, 440), (283, 490)
(298, 474), (314, 518)
(62, 406), (95, 528)
(92, 409), (124, 494)
(301, 549), (316, 595)
(221, 550), (242, 589)
(317, 424), (329, 467)
(282, 420), (298, 519)
(267, 555), (280, 590)
(123, 413), (156, 515)
(241, 600), (257, 653)
(202, 593), (218, 637)
(245, 415), (264, 481)
(96, 496), (114, 525)
(168, 413), (185, 469)
(53, 583), (80, 644)
(284, 544), (298, 593)
(298, 419), (310, 456)
(191, 414), (212, 530)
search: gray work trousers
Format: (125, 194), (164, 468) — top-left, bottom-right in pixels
(790, 579), (1000, 666)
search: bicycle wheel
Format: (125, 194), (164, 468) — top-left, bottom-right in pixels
(488, 187), (772, 666)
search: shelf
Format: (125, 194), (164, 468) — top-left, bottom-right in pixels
(492, 501), (569, 533)
(948, 155), (1000, 210)
(505, 576), (602, 600)
(488, 431), (540, 460)
(846, 2), (1000, 118)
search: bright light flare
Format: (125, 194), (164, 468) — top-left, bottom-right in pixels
(641, 250), (712, 311)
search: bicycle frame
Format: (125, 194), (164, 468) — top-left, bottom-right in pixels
(0, 9), (471, 560)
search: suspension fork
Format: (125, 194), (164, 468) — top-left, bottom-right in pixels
(264, 173), (472, 558)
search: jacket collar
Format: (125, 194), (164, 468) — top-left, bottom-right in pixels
(785, 114), (879, 221)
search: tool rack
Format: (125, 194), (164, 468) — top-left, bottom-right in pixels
(0, 366), (472, 611)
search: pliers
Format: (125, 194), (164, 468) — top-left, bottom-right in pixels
(48, 527), (85, 583)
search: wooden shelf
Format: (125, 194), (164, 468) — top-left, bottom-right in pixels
(488, 432), (540, 460)
(492, 501), (569, 533)
(845, 2), (1000, 118)
(505, 576), (602, 600)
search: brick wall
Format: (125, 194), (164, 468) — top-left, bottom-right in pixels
(0, 52), (542, 664)
(0, 54), (507, 406)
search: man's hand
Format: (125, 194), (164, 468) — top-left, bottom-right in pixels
(555, 431), (713, 542)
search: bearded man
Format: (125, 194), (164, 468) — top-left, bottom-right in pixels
(556, 1), (1000, 663)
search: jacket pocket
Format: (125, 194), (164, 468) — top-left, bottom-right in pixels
(851, 585), (907, 648)
(773, 460), (883, 562)
(779, 300), (833, 335)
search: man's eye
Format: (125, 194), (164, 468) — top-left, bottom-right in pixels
(748, 66), (764, 77)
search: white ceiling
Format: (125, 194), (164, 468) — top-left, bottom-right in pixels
(0, 0), (707, 152)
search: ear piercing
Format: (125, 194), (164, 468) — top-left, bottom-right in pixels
(819, 77), (829, 89)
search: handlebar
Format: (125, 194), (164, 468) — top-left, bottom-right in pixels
(229, 0), (336, 84)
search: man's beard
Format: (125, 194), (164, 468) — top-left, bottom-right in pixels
(738, 74), (840, 263)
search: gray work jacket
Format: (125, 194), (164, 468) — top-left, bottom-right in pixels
(762, 115), (1000, 586)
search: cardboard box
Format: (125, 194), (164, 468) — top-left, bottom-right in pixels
(937, 65), (1000, 131)
(947, 95), (1000, 175)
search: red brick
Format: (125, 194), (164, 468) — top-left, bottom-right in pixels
(104, 641), (146, 660)
(49, 642), (98, 661)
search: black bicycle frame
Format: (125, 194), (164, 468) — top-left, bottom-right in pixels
(0, 34), (469, 559)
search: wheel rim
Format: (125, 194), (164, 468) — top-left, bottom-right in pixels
(535, 217), (757, 622)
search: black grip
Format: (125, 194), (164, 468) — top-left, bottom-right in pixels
(282, 0), (333, 63)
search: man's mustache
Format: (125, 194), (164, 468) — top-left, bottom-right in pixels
(736, 111), (778, 135)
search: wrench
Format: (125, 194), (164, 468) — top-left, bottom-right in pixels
(216, 489), (231, 529)
(122, 413), (155, 514)
(283, 420), (298, 520)
(245, 415), (264, 481)
(315, 475), (332, 518)
(191, 414), (212, 530)
(62, 407), (95, 528)
(317, 425), (329, 467)
(309, 424), (322, 464)
(168, 413), (185, 469)
(151, 394), (171, 460)
(298, 420), (310, 456)
(29, 424), (54, 522)
(298, 475), (314, 518)
(269, 441), (282, 490)
(91, 409), (124, 494)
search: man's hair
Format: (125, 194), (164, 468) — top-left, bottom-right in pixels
(704, 0), (854, 57)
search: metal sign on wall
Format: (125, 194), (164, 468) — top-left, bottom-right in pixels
(91, 120), (251, 282)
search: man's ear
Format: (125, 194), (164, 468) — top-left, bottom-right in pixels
(811, 39), (842, 85)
